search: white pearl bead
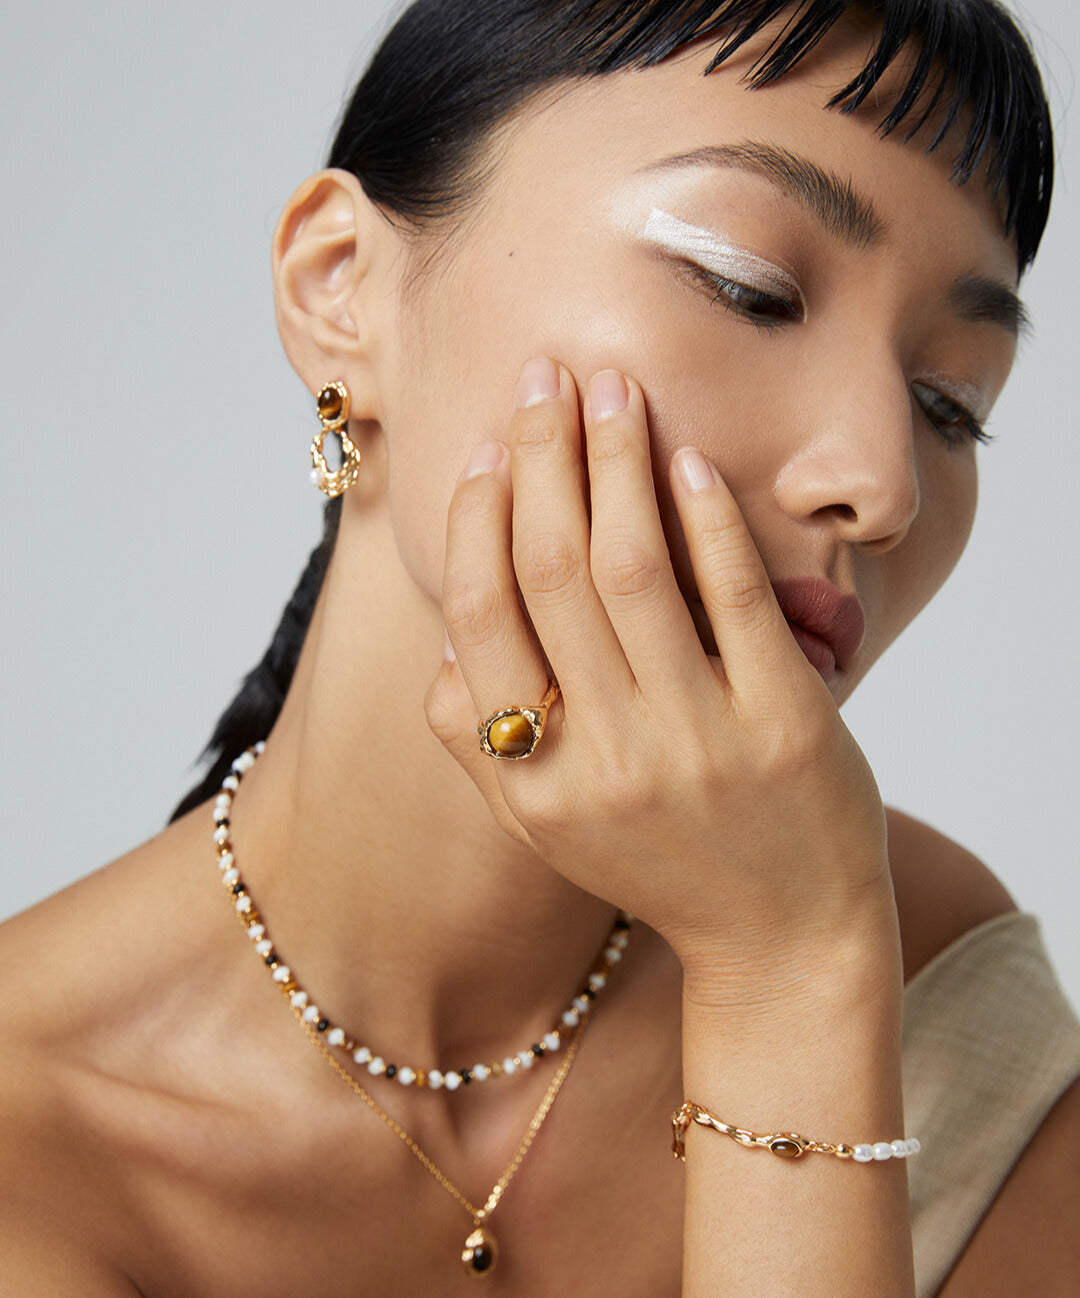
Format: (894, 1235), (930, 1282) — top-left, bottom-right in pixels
(542, 1032), (560, 1052)
(873, 1143), (894, 1161)
(367, 1056), (386, 1076)
(907, 1138), (921, 1155)
(444, 1071), (461, 1090)
(327, 1028), (346, 1047)
(235, 896), (253, 914)
(310, 467), (322, 486)
(214, 796), (231, 811)
(222, 775), (239, 792)
(290, 991), (308, 1008)
(232, 752), (255, 773)
(353, 1046), (372, 1065)
(472, 1064), (490, 1082)
(891, 1140), (909, 1158)
(611, 931), (629, 950)
(247, 924), (265, 941)
(255, 939), (273, 955)
(397, 1067), (416, 1086)
(271, 966), (291, 983)
(603, 946), (622, 963)
(302, 1006), (321, 1023)
(517, 1051), (535, 1069)
(222, 868), (240, 886)
(572, 996), (589, 1014)
(587, 972), (606, 990)
(502, 1057), (518, 1074)
(218, 852), (235, 872)
(213, 826), (229, 845)
(254, 740), (266, 754)
(853, 1145), (875, 1163)
(562, 1010), (580, 1027)
(427, 1069), (444, 1089)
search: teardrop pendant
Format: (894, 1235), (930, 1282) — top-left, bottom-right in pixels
(461, 1225), (498, 1276)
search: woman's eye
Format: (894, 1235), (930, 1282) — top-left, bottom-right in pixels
(685, 264), (802, 327)
(911, 381), (993, 447)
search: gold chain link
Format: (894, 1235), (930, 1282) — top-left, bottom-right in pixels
(300, 1014), (589, 1223)
(672, 1101), (858, 1161)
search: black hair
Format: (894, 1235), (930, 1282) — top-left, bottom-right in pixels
(169, 0), (1054, 821)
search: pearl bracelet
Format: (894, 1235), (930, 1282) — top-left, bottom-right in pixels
(672, 1102), (921, 1163)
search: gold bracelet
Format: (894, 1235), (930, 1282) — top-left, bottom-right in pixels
(671, 1101), (921, 1164)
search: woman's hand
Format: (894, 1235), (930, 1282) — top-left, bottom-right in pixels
(425, 356), (897, 998)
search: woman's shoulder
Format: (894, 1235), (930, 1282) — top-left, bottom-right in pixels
(0, 862), (151, 1294)
(0, 812), (234, 1293)
(884, 804), (1019, 985)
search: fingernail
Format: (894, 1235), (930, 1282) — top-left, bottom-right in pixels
(676, 447), (719, 492)
(460, 439), (505, 481)
(589, 370), (629, 420)
(516, 357), (561, 407)
(444, 628), (456, 661)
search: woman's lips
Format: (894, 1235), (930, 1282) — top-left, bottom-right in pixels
(785, 621), (837, 683)
(770, 577), (866, 673)
(683, 576), (864, 687)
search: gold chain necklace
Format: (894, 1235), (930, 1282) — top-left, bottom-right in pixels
(214, 743), (606, 1277)
(300, 1012), (588, 1276)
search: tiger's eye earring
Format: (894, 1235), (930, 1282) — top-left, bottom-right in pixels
(310, 380), (361, 497)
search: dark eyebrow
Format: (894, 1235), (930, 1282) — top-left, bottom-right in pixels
(639, 141), (888, 250)
(640, 140), (1029, 340)
(949, 274), (1030, 340)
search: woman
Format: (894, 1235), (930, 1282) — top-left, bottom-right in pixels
(2, 1), (1077, 1294)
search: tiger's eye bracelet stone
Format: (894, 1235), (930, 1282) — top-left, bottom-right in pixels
(212, 742), (634, 1090)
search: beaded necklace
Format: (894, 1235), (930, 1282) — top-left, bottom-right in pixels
(211, 742), (634, 1275)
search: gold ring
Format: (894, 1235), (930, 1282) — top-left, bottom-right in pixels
(478, 681), (560, 759)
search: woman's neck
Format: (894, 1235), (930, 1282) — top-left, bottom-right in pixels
(225, 497), (619, 1072)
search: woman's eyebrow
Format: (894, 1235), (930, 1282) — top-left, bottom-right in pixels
(638, 141), (887, 249)
(637, 140), (1029, 339)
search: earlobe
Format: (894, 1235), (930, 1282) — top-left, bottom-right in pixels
(272, 168), (390, 417)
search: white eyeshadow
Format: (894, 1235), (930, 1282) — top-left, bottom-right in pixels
(642, 207), (799, 299)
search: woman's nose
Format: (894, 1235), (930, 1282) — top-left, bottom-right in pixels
(772, 371), (921, 552)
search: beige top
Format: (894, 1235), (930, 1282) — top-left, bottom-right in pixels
(902, 911), (1080, 1297)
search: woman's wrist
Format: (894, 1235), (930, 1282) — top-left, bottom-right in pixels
(676, 876), (903, 1023)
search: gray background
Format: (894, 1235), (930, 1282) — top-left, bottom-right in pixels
(2, 2), (1077, 1004)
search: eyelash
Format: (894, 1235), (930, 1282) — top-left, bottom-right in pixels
(686, 264), (993, 449)
(687, 263), (802, 329)
(911, 383), (994, 448)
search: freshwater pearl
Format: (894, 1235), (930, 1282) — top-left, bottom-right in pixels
(212, 744), (633, 1098)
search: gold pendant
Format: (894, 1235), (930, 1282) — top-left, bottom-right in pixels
(461, 1225), (498, 1276)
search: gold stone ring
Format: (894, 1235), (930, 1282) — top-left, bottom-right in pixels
(478, 681), (560, 759)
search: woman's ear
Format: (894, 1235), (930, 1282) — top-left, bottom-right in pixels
(272, 168), (396, 419)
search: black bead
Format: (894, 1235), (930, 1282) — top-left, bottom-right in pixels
(531, 1044), (545, 1058)
(583, 987), (597, 1000)
(317, 1019), (330, 1033)
(264, 952), (277, 966)
(460, 1068), (472, 1084)
(469, 1246), (494, 1273)
(614, 917), (630, 931)
(231, 882), (244, 895)
(385, 1063), (397, 1078)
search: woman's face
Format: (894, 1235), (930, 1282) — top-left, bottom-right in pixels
(371, 19), (1020, 706)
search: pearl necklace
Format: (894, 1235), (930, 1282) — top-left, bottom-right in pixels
(212, 742), (633, 1090)
(214, 741), (621, 1276)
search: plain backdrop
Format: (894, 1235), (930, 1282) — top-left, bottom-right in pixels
(2, 1), (1077, 1005)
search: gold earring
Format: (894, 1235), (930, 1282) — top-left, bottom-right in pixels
(310, 380), (361, 497)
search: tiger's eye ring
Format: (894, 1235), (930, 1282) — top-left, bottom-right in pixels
(479, 681), (560, 759)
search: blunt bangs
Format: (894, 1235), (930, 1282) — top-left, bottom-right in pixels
(333, 0), (1052, 273)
